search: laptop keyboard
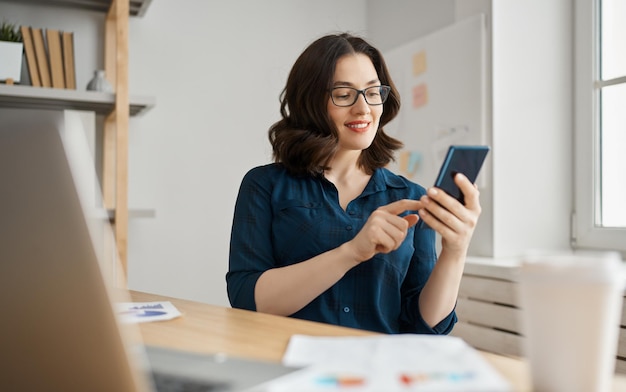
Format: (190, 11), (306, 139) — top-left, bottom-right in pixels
(151, 371), (232, 392)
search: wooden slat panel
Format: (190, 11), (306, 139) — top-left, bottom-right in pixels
(617, 328), (626, 358)
(459, 275), (520, 307)
(464, 257), (521, 281)
(452, 321), (523, 357)
(616, 358), (626, 374)
(456, 298), (523, 334)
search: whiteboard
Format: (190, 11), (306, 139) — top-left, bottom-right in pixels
(384, 14), (487, 187)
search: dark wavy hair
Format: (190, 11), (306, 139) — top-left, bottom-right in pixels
(268, 33), (402, 176)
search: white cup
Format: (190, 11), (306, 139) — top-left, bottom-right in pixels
(518, 250), (625, 392)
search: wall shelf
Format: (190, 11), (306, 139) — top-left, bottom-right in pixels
(0, 84), (154, 116)
(107, 208), (156, 221)
(1, 0), (152, 16)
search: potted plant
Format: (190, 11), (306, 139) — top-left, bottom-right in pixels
(0, 20), (23, 84)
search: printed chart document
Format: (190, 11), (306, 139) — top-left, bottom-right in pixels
(115, 301), (182, 323)
(250, 334), (511, 391)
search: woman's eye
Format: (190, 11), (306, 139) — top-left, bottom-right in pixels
(366, 87), (382, 96)
(333, 90), (353, 100)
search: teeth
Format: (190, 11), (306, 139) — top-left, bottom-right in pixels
(349, 123), (368, 129)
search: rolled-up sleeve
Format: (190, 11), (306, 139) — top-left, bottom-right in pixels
(398, 226), (457, 334)
(226, 167), (276, 311)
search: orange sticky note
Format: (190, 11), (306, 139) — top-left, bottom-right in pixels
(412, 51), (427, 76)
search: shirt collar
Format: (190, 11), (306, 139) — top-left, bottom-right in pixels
(362, 168), (408, 197)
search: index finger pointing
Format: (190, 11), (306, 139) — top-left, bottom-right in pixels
(377, 199), (423, 216)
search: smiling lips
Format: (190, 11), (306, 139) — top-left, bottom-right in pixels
(345, 121), (370, 133)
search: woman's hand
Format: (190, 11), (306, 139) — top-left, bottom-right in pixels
(345, 199), (421, 263)
(418, 173), (481, 254)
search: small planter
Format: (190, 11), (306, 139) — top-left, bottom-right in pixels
(0, 40), (23, 83)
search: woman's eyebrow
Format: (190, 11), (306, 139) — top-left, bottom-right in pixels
(332, 79), (381, 87)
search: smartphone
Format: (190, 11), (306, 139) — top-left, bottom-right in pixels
(416, 145), (490, 229)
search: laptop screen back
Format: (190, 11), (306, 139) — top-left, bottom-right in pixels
(0, 109), (149, 391)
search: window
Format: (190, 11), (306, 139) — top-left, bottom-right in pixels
(574, 0), (626, 253)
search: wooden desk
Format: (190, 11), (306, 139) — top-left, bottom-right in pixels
(130, 291), (626, 392)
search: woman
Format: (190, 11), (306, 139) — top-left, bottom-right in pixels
(226, 33), (481, 334)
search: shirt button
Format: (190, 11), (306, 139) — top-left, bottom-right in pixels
(343, 306), (350, 313)
(345, 225), (352, 231)
(348, 210), (355, 216)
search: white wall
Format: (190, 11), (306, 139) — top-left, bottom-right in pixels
(125, 1), (367, 306)
(491, 0), (572, 257)
(366, 0), (456, 52)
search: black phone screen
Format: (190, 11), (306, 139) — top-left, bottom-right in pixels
(416, 145), (490, 229)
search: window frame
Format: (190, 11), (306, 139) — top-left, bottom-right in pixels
(573, 0), (626, 254)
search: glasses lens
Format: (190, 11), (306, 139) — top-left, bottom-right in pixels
(364, 86), (389, 105)
(331, 88), (358, 107)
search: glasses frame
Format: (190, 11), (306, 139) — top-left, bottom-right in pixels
(329, 85), (391, 107)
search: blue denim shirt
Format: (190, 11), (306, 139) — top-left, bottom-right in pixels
(226, 163), (456, 334)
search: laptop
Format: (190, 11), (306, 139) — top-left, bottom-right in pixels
(0, 109), (297, 391)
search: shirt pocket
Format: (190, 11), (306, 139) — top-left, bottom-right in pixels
(272, 199), (326, 265)
(275, 198), (323, 211)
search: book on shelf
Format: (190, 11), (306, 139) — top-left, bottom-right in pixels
(19, 26), (41, 87)
(46, 29), (65, 89)
(13, 26), (76, 90)
(61, 31), (76, 90)
(31, 28), (52, 88)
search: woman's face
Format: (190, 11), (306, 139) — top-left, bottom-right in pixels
(327, 53), (383, 154)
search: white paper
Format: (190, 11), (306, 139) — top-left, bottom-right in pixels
(115, 301), (182, 323)
(250, 334), (511, 392)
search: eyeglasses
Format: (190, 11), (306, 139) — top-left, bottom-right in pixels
(329, 85), (391, 107)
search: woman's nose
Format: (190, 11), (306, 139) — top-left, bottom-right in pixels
(353, 92), (371, 114)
